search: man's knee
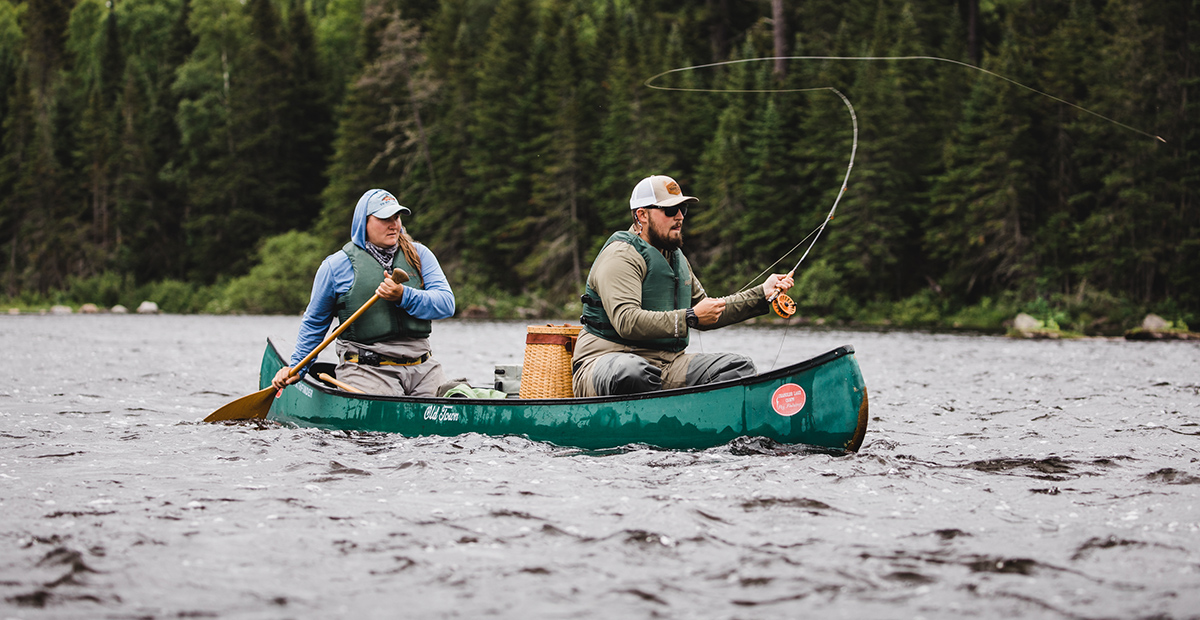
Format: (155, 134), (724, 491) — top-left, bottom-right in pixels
(592, 353), (662, 396)
(686, 353), (757, 386)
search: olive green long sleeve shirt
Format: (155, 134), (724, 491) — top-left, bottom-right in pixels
(572, 227), (769, 378)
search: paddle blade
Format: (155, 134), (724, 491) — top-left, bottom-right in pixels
(203, 386), (277, 422)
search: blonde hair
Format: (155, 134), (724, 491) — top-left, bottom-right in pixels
(398, 231), (422, 279)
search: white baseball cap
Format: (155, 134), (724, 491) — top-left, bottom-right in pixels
(629, 175), (698, 210)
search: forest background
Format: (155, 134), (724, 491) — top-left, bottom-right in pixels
(0, 0), (1195, 334)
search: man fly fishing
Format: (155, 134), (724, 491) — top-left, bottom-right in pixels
(573, 175), (795, 397)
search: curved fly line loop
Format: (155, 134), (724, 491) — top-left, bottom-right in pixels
(644, 55), (1164, 367)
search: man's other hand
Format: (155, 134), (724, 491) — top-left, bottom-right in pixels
(693, 297), (726, 326)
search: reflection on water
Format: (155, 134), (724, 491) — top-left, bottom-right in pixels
(1, 315), (1198, 617)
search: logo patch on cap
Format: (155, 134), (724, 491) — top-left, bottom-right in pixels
(664, 180), (681, 196)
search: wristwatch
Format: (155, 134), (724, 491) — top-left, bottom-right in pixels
(685, 308), (699, 328)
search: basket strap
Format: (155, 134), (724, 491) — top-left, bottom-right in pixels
(526, 333), (576, 352)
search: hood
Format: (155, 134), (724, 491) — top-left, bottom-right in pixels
(350, 189), (409, 249)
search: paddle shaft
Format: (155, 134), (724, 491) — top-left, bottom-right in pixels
(287, 295), (378, 378)
(283, 267), (408, 380)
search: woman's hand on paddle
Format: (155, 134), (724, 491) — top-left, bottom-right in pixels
(693, 297), (726, 326)
(762, 272), (795, 298)
(272, 366), (300, 390)
(377, 270), (405, 302)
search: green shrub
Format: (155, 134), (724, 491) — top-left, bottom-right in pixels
(1022, 296), (1070, 330)
(136, 279), (221, 313)
(451, 276), (570, 320)
(65, 271), (133, 307)
(946, 295), (1017, 331)
(877, 290), (943, 327)
(795, 258), (844, 317)
(217, 231), (331, 314)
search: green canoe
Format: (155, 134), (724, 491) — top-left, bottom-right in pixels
(259, 339), (869, 451)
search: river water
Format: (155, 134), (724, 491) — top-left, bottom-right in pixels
(1, 314), (1198, 619)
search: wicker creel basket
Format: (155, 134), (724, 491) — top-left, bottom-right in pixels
(518, 324), (581, 399)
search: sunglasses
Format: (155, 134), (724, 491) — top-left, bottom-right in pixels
(648, 205), (688, 217)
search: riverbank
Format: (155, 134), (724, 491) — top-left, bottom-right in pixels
(7, 292), (1192, 340)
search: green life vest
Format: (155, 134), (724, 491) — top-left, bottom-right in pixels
(580, 230), (691, 352)
(337, 242), (431, 344)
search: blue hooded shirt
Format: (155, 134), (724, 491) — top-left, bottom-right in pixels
(289, 190), (455, 370)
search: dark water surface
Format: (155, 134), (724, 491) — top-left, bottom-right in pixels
(2, 315), (1198, 619)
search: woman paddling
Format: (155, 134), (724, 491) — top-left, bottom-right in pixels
(272, 189), (455, 396)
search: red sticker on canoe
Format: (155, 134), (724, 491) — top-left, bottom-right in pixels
(771, 383), (806, 416)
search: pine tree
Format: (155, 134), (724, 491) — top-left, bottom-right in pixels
(523, 1), (604, 299)
(3, 0), (78, 294)
(785, 20), (858, 300)
(112, 0), (195, 283)
(316, 3), (397, 247)
(738, 95), (800, 285)
(1172, 0), (1200, 311)
(825, 4), (924, 299)
(462, 0), (540, 290)
(312, 0), (366, 105)
(925, 16), (1041, 299)
(67, 1), (125, 262)
(173, 0), (263, 281)
(0, 0), (25, 295)
(689, 39), (762, 288)
(588, 1), (641, 242)
(282, 0), (333, 228)
(1071, 0), (1179, 304)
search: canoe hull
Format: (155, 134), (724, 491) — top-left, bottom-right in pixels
(261, 340), (868, 451)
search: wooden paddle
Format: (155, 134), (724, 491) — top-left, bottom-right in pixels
(318, 373), (365, 393)
(204, 268), (409, 422)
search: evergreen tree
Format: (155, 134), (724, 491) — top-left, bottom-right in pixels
(3, 0), (78, 294)
(0, 0), (24, 294)
(462, 0), (539, 290)
(737, 95), (801, 287)
(313, 0), (365, 105)
(588, 1), (641, 242)
(785, 20), (859, 299)
(1071, 0), (1179, 304)
(67, 1), (124, 261)
(825, 4), (925, 299)
(407, 0), (481, 267)
(281, 0), (333, 227)
(524, 2), (603, 298)
(0, 0), (1193, 320)
(112, 0), (194, 283)
(174, 0), (258, 281)
(690, 39), (762, 288)
(1172, 0), (1200, 311)
(925, 17), (1041, 299)
(316, 3), (397, 246)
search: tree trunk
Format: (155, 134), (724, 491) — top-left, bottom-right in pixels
(707, 0), (732, 61)
(772, 0), (787, 78)
(967, 0), (980, 65)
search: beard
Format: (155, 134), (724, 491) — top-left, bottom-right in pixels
(647, 218), (684, 251)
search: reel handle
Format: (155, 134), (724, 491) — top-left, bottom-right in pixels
(767, 270), (796, 318)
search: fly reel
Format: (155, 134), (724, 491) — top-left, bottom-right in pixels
(771, 292), (796, 318)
